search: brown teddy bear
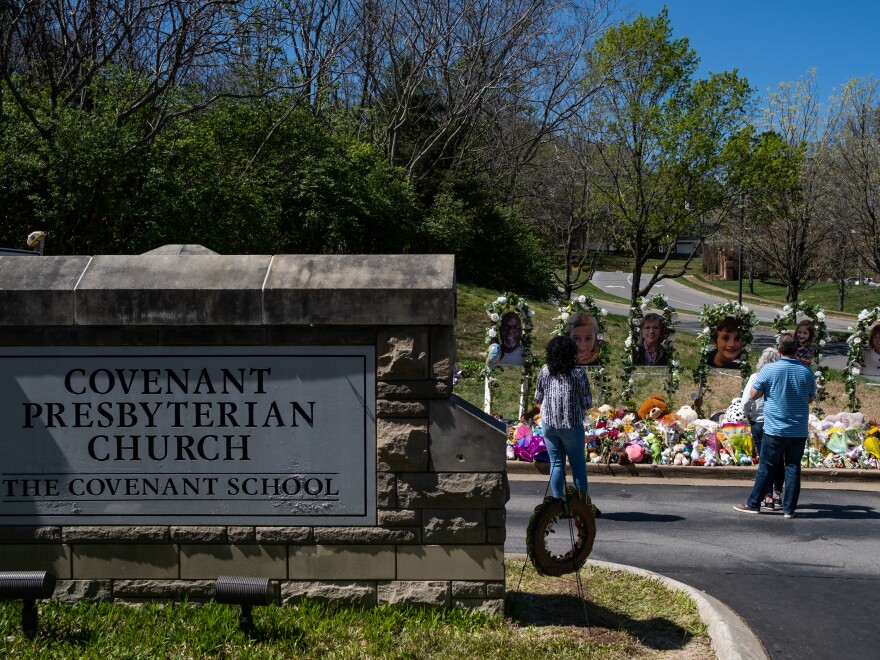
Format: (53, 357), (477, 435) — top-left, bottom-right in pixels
(638, 394), (669, 421)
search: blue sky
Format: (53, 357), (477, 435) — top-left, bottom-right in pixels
(620, 1), (880, 103)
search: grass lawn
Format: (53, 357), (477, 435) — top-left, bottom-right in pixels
(0, 562), (712, 659)
(456, 283), (880, 421)
(689, 275), (880, 317)
(593, 253), (704, 277)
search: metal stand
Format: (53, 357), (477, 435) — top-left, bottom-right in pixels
(510, 470), (591, 629)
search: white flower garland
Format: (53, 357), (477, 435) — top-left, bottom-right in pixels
(772, 301), (829, 414)
(480, 293), (536, 383)
(692, 302), (758, 395)
(552, 295), (610, 401)
(844, 306), (880, 412)
(621, 294), (681, 403)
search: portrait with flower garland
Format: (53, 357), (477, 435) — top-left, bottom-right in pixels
(621, 294), (681, 403)
(772, 301), (829, 413)
(844, 307), (880, 411)
(692, 302), (757, 396)
(552, 295), (610, 401)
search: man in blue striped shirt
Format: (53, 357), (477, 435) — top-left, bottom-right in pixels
(734, 333), (815, 519)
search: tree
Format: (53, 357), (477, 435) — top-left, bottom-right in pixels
(828, 76), (880, 279)
(727, 71), (833, 303)
(349, 0), (614, 182)
(520, 131), (611, 300)
(585, 9), (751, 305)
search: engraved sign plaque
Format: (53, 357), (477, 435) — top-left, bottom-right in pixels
(0, 347), (376, 525)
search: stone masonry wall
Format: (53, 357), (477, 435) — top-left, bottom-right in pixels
(0, 251), (507, 613)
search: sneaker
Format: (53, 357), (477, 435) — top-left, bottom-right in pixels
(760, 499), (776, 512)
(783, 512), (796, 519)
(772, 495), (783, 511)
(733, 503), (759, 514)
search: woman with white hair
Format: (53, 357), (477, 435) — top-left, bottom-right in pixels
(742, 339), (788, 511)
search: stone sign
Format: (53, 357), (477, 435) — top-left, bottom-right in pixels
(0, 346), (376, 525)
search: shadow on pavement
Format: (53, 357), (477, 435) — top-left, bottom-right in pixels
(600, 512), (685, 523)
(796, 503), (880, 520)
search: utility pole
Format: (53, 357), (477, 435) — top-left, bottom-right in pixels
(738, 199), (744, 305)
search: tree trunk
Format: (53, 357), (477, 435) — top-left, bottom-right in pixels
(630, 258), (643, 308)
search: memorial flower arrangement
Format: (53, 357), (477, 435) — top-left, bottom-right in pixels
(692, 302), (757, 395)
(620, 294), (681, 404)
(551, 295), (610, 401)
(510, 400), (879, 470)
(772, 301), (830, 413)
(480, 291), (537, 406)
(844, 306), (880, 411)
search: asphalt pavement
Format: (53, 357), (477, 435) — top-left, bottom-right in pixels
(506, 474), (880, 660)
(589, 271), (854, 370)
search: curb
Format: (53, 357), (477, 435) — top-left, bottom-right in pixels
(588, 560), (769, 660)
(507, 553), (768, 660)
(505, 459), (880, 482)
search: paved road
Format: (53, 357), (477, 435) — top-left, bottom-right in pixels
(506, 477), (880, 660)
(590, 271), (852, 370)
(591, 271), (853, 330)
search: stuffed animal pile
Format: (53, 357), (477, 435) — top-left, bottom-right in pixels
(505, 394), (879, 470)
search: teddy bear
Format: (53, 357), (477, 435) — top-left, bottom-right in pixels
(675, 405), (699, 424)
(823, 411), (866, 430)
(638, 394), (670, 421)
(670, 442), (690, 465)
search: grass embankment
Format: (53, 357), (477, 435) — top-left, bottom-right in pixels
(687, 274), (878, 318)
(0, 562), (711, 659)
(455, 283), (880, 420)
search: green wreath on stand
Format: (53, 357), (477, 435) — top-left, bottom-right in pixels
(525, 487), (597, 577)
(692, 302), (758, 413)
(621, 293), (681, 405)
(771, 301), (829, 415)
(844, 307), (880, 412)
(551, 295), (611, 402)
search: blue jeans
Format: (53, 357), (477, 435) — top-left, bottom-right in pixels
(750, 421), (784, 499)
(542, 423), (588, 499)
(747, 433), (806, 514)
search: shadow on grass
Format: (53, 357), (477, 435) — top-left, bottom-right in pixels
(505, 590), (694, 651)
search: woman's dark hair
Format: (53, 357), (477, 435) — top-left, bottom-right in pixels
(546, 335), (577, 376)
(869, 323), (880, 346)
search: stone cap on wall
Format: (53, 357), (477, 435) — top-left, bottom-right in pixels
(0, 250), (455, 326)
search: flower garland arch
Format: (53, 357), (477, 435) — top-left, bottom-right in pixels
(621, 294), (681, 404)
(844, 306), (880, 412)
(552, 295), (611, 401)
(771, 301), (829, 413)
(692, 302), (758, 395)
(480, 293), (536, 415)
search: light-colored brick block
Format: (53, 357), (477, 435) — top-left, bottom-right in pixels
(180, 544), (286, 579)
(289, 545), (395, 580)
(281, 580), (377, 606)
(378, 580), (449, 606)
(0, 544), (71, 577)
(397, 545), (504, 580)
(73, 544), (178, 579)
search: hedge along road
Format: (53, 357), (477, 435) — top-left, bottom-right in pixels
(506, 476), (880, 660)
